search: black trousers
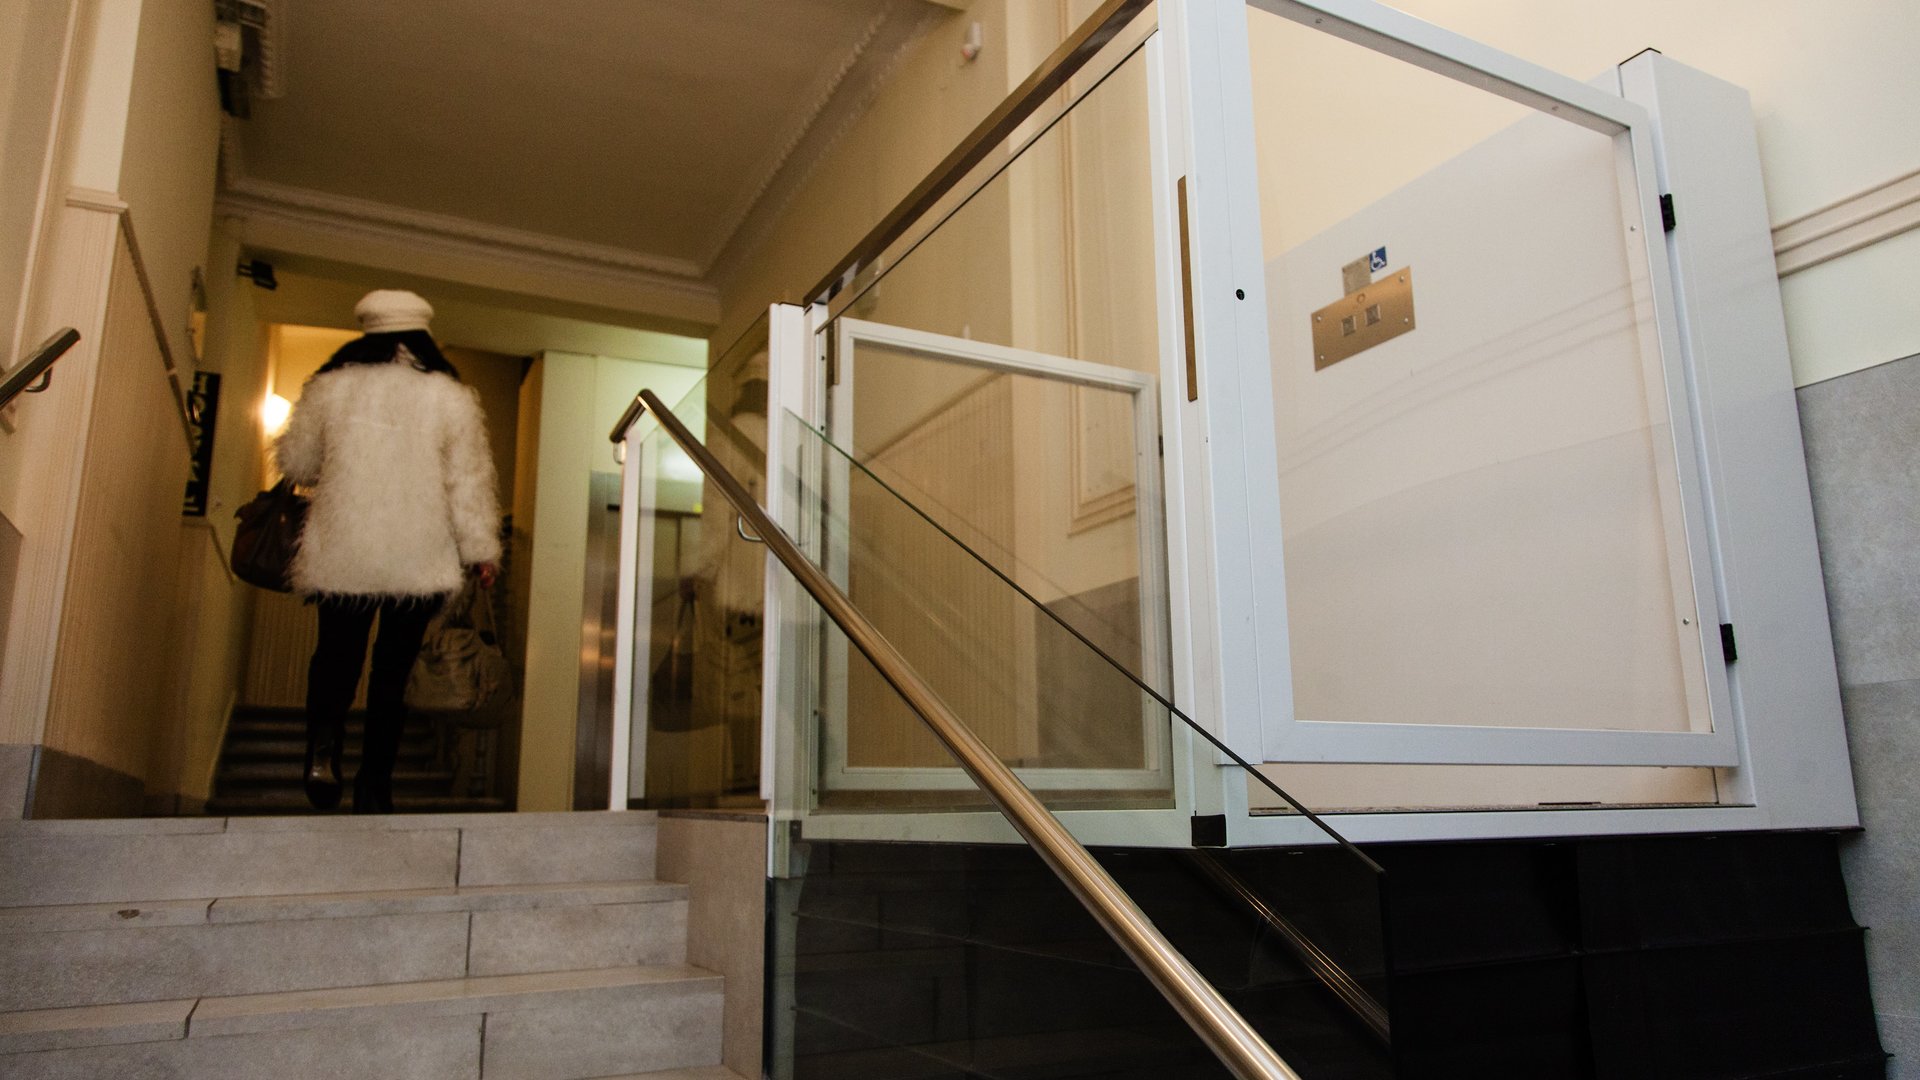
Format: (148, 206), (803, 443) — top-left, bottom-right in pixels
(306, 596), (441, 782)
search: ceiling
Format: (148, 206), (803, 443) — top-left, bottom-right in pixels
(229, 0), (947, 279)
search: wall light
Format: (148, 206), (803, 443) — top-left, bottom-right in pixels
(261, 392), (291, 436)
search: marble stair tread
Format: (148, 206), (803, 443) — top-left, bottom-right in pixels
(216, 763), (453, 782)
(0, 880), (685, 930)
(203, 793), (506, 815)
(0, 999), (194, 1055)
(0, 810), (656, 837)
(211, 879), (687, 922)
(220, 740), (437, 762)
(186, 963), (720, 1037)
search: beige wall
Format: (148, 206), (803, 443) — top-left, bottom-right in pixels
(158, 216), (270, 805)
(114, 0), (217, 372)
(0, 0), (77, 365)
(0, 0), (221, 815)
(1347, 0), (1919, 386)
(711, 2), (1031, 349)
(0, 0), (218, 524)
(40, 230), (191, 791)
(44, 0), (218, 369)
(518, 351), (704, 811)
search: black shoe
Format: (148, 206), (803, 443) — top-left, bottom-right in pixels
(303, 732), (343, 811)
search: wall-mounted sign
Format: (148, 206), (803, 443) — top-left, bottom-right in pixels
(182, 371), (221, 516)
(1312, 263), (1417, 370)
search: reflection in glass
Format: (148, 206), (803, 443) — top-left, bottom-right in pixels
(625, 335), (771, 809)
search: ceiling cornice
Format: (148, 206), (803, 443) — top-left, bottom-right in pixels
(212, 1), (955, 323)
(702, 1), (953, 286)
(694, 3), (897, 271)
(222, 175), (708, 281)
(215, 177), (720, 325)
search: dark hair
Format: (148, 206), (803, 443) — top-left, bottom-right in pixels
(314, 330), (461, 380)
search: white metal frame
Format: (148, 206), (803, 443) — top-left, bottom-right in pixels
(812, 317), (1175, 795)
(765, 16), (1215, 850)
(608, 434), (642, 810)
(609, 413), (672, 810)
(1176, 0), (1739, 768)
(1202, 7), (1855, 841)
(755, 0), (1856, 851)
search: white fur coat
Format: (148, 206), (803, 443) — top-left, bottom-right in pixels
(275, 361), (501, 598)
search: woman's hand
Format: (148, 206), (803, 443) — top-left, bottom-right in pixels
(471, 562), (500, 589)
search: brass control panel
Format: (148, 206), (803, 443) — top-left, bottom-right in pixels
(1311, 265), (1415, 370)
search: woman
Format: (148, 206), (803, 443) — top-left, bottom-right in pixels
(275, 289), (500, 812)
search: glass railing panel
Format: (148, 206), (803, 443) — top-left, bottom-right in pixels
(766, 405), (1395, 1065)
(819, 26), (1178, 717)
(622, 372), (767, 809)
(776, 407), (1174, 813)
(762, 618), (1393, 1079)
(606, 370), (1394, 1074)
(1245, 5), (1718, 739)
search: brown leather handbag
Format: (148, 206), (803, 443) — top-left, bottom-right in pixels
(231, 479), (308, 592)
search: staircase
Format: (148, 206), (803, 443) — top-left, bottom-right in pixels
(207, 706), (506, 815)
(0, 812), (741, 1079)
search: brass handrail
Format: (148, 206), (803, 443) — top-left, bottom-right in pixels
(1189, 850), (1392, 1044)
(627, 388), (1302, 1080)
(0, 328), (80, 411)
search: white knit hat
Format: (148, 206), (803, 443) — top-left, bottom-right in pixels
(354, 289), (434, 334)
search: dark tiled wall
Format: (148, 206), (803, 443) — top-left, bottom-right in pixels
(776, 834), (1878, 1079)
(1798, 352), (1920, 1077)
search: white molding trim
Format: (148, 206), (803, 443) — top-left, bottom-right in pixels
(63, 186), (127, 215)
(222, 175), (707, 281)
(1772, 167), (1920, 277)
(706, 3), (950, 288)
(208, 4), (954, 311)
(212, 175), (721, 311)
(693, 3), (897, 272)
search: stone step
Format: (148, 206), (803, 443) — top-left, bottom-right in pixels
(0, 879), (685, 931)
(214, 762), (455, 790)
(221, 737), (438, 762)
(0, 812), (660, 907)
(225, 719), (443, 741)
(0, 878), (690, 1011)
(0, 964), (724, 1079)
(203, 792), (505, 815)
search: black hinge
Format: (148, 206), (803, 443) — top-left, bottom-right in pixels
(1660, 193), (1677, 233)
(824, 332), (839, 387)
(1190, 814), (1227, 848)
(1719, 622), (1738, 663)
(1157, 435), (1164, 456)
